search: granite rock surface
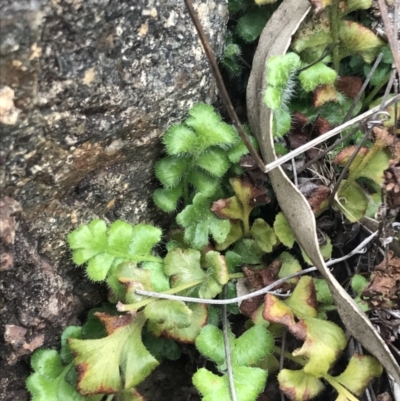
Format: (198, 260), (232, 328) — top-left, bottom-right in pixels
(0, 0), (227, 399)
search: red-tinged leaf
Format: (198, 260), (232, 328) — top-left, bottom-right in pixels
(263, 294), (296, 329)
(336, 76), (363, 99)
(334, 146), (368, 167)
(240, 295), (265, 319)
(264, 290), (347, 377)
(244, 261), (282, 289)
(291, 317), (347, 377)
(335, 132), (391, 187)
(211, 197), (243, 221)
(335, 353), (383, 396)
(284, 276), (318, 318)
(338, 20), (385, 63)
(287, 131), (309, 150)
(116, 263), (153, 303)
(95, 313), (135, 335)
(278, 369), (324, 401)
(314, 116), (331, 135)
(291, 111), (309, 129)
(230, 176), (269, 210)
(373, 126), (395, 149)
(314, 84), (338, 107)
(211, 177), (269, 238)
(310, 0), (331, 13)
(68, 312), (159, 395)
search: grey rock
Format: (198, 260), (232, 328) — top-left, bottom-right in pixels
(0, 0), (227, 398)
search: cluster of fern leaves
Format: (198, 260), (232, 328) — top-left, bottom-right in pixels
(27, 103), (383, 401)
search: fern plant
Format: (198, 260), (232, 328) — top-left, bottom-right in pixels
(67, 219), (164, 300)
(153, 103), (259, 251)
(153, 103), (254, 212)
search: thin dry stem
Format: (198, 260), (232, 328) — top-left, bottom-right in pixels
(264, 95), (400, 173)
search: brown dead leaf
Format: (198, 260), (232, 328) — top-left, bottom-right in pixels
(306, 185), (331, 214)
(240, 261), (282, 317)
(383, 160), (400, 209)
(362, 251), (400, 309)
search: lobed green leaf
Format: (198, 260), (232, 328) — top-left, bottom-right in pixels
(154, 156), (190, 188)
(164, 247), (205, 288)
(298, 62), (337, 92)
(193, 366), (267, 401)
(31, 350), (64, 380)
(144, 300), (192, 329)
(152, 186), (183, 213)
(277, 252), (302, 284)
(176, 193), (230, 250)
(60, 326), (82, 364)
(27, 329), (103, 401)
(68, 220), (162, 282)
(267, 53), (301, 88)
(272, 108), (292, 137)
(148, 303), (208, 343)
(250, 218), (277, 253)
(233, 238), (264, 264)
(195, 148), (231, 177)
(233, 325), (274, 366)
(186, 104), (238, 152)
(334, 353), (382, 395)
(188, 168), (222, 197)
(274, 212), (295, 248)
(195, 324), (229, 366)
(236, 8), (271, 42)
(163, 124), (197, 155)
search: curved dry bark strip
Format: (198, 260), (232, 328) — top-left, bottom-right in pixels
(247, 0), (400, 384)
